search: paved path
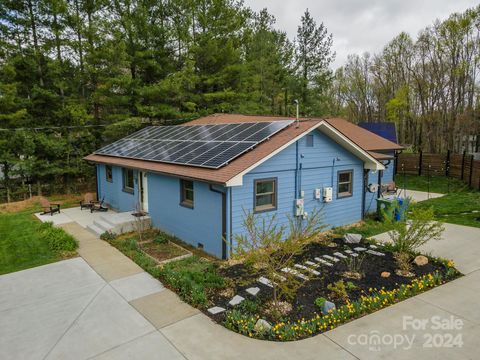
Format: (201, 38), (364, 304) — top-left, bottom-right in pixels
(2, 221), (480, 359)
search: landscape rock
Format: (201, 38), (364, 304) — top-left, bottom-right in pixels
(246, 287), (260, 296)
(395, 269), (415, 277)
(354, 247), (367, 252)
(414, 255), (429, 266)
(254, 319), (272, 334)
(228, 295), (245, 306)
(366, 249), (385, 256)
(381, 271), (391, 278)
(333, 252), (348, 259)
(258, 276), (273, 288)
(322, 300), (336, 314)
(208, 306), (226, 315)
(344, 233), (362, 244)
(369, 244), (378, 249)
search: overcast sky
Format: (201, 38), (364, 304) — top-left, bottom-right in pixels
(243, 0), (478, 68)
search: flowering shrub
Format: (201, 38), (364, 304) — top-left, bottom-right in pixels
(225, 272), (446, 341)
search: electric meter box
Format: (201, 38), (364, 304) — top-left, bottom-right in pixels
(314, 188), (321, 199)
(323, 187), (333, 203)
(295, 198), (304, 216)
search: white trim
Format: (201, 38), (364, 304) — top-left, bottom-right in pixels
(225, 120), (384, 187)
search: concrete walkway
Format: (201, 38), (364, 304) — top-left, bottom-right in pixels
(2, 221), (480, 359)
(397, 189), (444, 202)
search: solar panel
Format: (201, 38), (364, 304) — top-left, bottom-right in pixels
(358, 122), (398, 143)
(94, 120), (293, 169)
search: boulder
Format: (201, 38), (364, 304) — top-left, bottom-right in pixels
(322, 300), (336, 314)
(254, 319), (272, 334)
(414, 255), (428, 266)
(381, 271), (391, 278)
(344, 233), (362, 244)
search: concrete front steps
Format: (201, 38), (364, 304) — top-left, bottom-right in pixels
(87, 212), (151, 236)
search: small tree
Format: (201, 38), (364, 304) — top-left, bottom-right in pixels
(233, 209), (325, 312)
(387, 206), (444, 255)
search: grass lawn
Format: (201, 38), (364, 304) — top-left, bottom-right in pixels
(0, 195), (81, 275)
(415, 192), (480, 228)
(395, 174), (470, 194)
(0, 211), (61, 274)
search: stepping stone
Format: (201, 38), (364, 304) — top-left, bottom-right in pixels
(272, 273), (286, 282)
(229, 295), (245, 306)
(323, 255), (339, 262)
(305, 260), (316, 266)
(258, 276), (273, 288)
(367, 249), (385, 256)
(369, 244), (377, 249)
(354, 247), (367, 252)
(344, 249), (353, 254)
(314, 257), (333, 267)
(294, 264), (320, 276)
(208, 306), (226, 315)
(246, 287), (260, 296)
(282, 267), (309, 280)
(333, 252), (348, 259)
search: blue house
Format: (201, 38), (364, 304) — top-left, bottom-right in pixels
(85, 114), (402, 259)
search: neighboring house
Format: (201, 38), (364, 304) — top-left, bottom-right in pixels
(85, 114), (402, 259)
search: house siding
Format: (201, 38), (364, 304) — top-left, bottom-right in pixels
(230, 129), (365, 249)
(364, 152), (396, 214)
(147, 173), (224, 258)
(97, 164), (138, 212)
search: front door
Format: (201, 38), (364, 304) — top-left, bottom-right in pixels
(139, 172), (149, 213)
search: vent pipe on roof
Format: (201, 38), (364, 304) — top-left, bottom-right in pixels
(294, 99), (299, 128)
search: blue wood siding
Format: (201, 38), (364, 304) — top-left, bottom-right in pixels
(97, 164), (138, 212)
(230, 129), (365, 249)
(364, 152), (396, 214)
(147, 173), (224, 258)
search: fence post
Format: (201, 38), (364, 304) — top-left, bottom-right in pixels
(445, 150), (450, 177)
(418, 150), (423, 176)
(461, 150), (466, 180)
(469, 155), (474, 187)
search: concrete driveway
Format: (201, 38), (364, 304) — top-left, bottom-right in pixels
(2, 221), (480, 359)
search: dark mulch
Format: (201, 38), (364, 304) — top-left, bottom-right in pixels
(204, 239), (449, 324)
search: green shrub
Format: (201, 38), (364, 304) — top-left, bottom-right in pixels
(160, 256), (225, 307)
(100, 230), (117, 242)
(153, 233), (169, 245)
(314, 297), (327, 309)
(38, 222), (78, 252)
(345, 281), (357, 291)
(327, 280), (349, 302)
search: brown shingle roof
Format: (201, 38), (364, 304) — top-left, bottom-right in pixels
(324, 118), (403, 151)
(84, 114), (401, 185)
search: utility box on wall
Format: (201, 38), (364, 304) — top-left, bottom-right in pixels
(295, 198), (304, 216)
(323, 187), (333, 202)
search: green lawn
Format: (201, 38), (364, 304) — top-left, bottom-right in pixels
(395, 174), (470, 194)
(0, 196), (81, 275)
(0, 212), (61, 274)
(414, 192), (480, 228)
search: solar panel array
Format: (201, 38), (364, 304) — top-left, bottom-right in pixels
(358, 122), (398, 144)
(94, 120), (293, 169)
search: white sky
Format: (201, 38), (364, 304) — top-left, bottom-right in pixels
(243, 0), (478, 68)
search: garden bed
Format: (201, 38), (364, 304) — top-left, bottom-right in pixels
(103, 224), (461, 342)
(199, 238), (460, 341)
(102, 229), (191, 266)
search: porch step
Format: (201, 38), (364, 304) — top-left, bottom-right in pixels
(92, 219), (114, 233)
(86, 223), (104, 236)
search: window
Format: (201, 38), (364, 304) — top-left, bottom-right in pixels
(337, 170), (353, 198)
(122, 168), (134, 193)
(180, 179), (194, 208)
(106, 165), (113, 183)
(306, 134), (314, 147)
(254, 178), (277, 212)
